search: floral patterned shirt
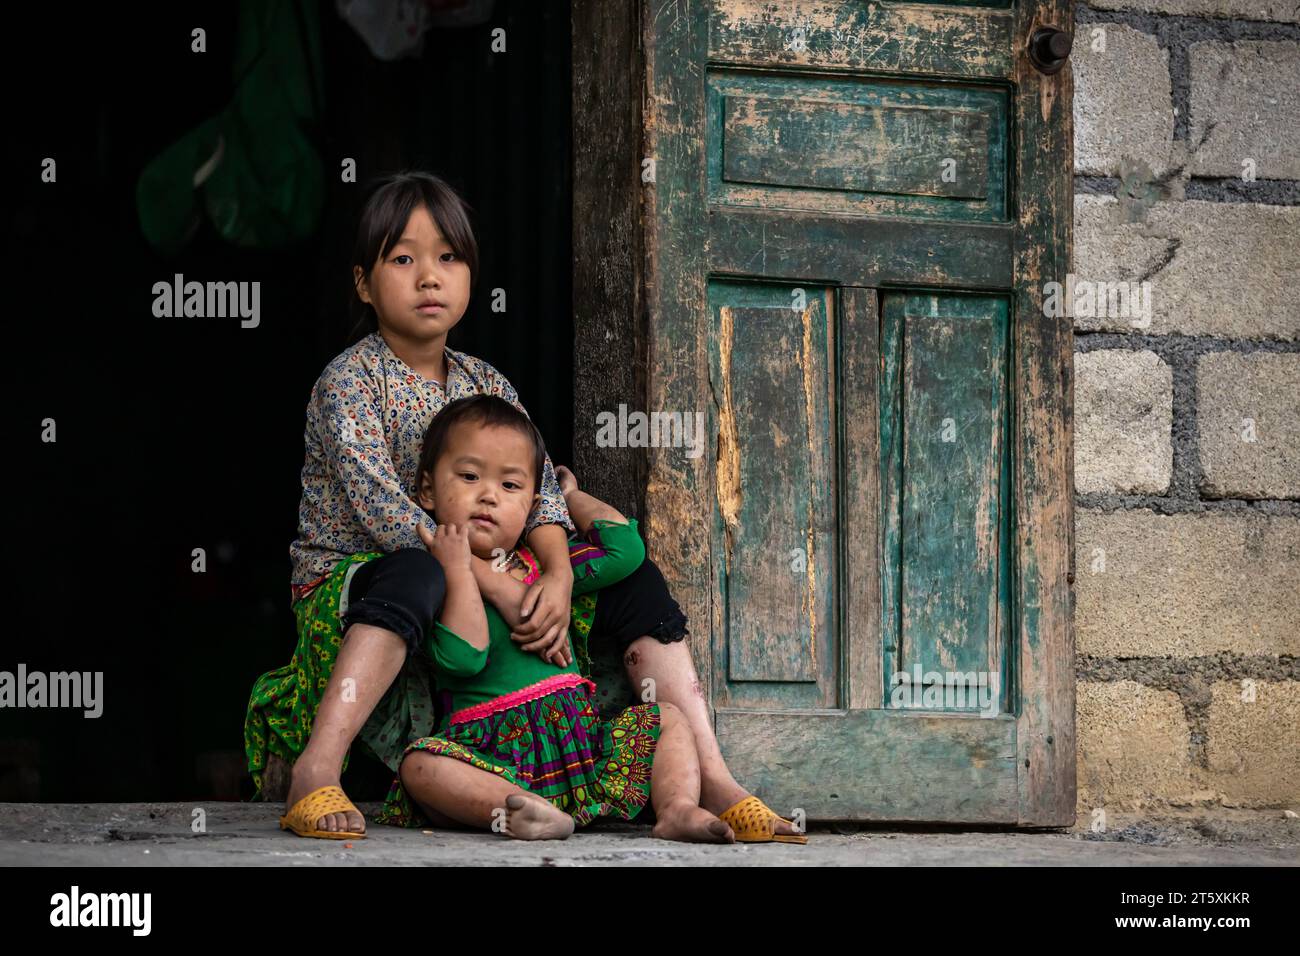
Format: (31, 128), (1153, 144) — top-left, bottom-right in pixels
(289, 332), (574, 601)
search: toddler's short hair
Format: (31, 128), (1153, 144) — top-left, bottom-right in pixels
(418, 395), (547, 498)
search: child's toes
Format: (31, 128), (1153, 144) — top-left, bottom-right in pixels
(503, 792), (573, 841)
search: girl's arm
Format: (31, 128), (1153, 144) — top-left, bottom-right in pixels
(563, 485), (627, 534)
(513, 523), (574, 662)
(470, 553), (527, 626)
(554, 466), (645, 596)
(463, 541), (573, 668)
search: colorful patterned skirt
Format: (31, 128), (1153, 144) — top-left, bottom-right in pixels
(243, 552), (440, 800)
(374, 681), (662, 829)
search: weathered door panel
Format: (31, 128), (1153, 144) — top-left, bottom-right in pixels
(708, 0), (1016, 78)
(716, 710), (1020, 822)
(707, 70), (1010, 221)
(880, 292), (1012, 710)
(642, 0), (1075, 825)
(708, 281), (837, 707)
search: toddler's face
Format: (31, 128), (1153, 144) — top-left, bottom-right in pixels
(354, 204), (470, 344)
(417, 421), (540, 560)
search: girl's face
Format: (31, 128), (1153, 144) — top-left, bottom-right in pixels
(416, 421), (541, 560)
(354, 204), (471, 344)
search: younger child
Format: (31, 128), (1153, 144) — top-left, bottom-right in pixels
(382, 394), (735, 842)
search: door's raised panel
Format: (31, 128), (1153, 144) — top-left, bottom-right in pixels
(722, 95), (990, 200)
(881, 292), (1011, 712)
(708, 280), (838, 709)
(707, 0), (1015, 79)
(707, 70), (1009, 222)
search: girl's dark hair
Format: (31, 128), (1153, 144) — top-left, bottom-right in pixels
(347, 170), (480, 343)
(418, 395), (548, 502)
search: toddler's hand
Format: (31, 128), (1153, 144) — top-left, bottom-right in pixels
(555, 465), (579, 497)
(418, 522), (472, 574)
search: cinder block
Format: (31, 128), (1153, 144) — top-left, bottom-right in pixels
(1075, 350), (1172, 494)
(1206, 680), (1300, 807)
(1075, 509), (1300, 657)
(1189, 41), (1300, 180)
(1197, 352), (1300, 499)
(1075, 195), (1300, 339)
(1077, 680), (1194, 812)
(1073, 25), (1174, 176)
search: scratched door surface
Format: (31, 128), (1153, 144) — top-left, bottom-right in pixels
(643, 0), (1076, 824)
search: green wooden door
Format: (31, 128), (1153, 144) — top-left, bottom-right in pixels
(642, 0), (1076, 825)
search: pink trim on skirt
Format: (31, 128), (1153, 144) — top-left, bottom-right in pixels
(448, 672), (598, 725)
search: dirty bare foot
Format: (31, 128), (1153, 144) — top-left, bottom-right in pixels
(652, 799), (736, 843)
(502, 793), (574, 841)
(284, 757), (365, 835)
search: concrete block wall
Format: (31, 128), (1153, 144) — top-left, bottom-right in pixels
(1071, 3), (1299, 812)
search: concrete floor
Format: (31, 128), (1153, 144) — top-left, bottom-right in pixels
(2, 803), (1298, 865)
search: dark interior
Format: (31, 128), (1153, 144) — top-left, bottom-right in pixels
(3, 0), (573, 801)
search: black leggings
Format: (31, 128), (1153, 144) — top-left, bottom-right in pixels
(339, 547), (688, 656)
(340, 548), (446, 657)
(587, 555), (689, 650)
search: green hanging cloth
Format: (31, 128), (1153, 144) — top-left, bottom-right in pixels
(136, 0), (326, 254)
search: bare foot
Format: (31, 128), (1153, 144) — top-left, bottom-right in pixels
(284, 758), (365, 835)
(651, 800), (736, 843)
(702, 782), (803, 838)
(501, 793), (575, 840)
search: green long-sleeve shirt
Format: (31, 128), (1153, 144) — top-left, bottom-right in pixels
(424, 518), (646, 723)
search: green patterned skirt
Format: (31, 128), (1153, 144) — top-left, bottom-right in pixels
(375, 682), (661, 828)
(243, 552), (439, 804)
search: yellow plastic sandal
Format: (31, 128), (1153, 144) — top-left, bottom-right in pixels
(279, 785), (367, 840)
(719, 796), (809, 844)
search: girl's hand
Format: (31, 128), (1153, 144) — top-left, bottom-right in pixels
(554, 464), (579, 498)
(510, 570), (573, 666)
(418, 523), (472, 574)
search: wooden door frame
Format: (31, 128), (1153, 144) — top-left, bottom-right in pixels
(571, 0), (1076, 827)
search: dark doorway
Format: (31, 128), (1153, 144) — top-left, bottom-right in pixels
(3, 0), (573, 802)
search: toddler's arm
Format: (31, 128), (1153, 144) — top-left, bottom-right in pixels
(430, 525), (489, 651)
(421, 523), (489, 678)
